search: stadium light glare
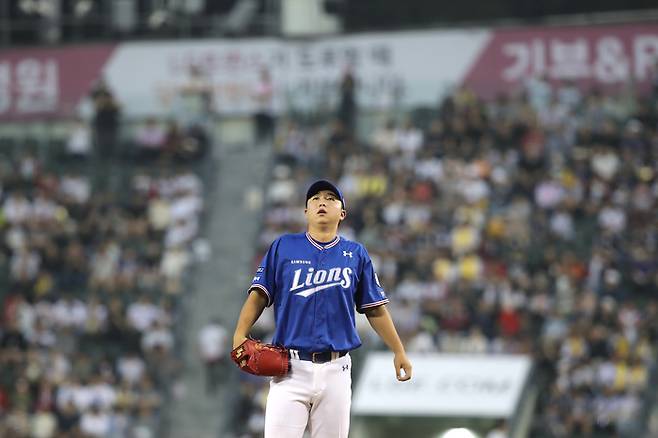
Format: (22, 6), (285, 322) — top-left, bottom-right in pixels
(439, 428), (480, 438)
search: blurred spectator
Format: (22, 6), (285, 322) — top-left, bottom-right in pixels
(59, 173), (91, 205)
(396, 119), (424, 161)
(79, 403), (111, 437)
(142, 319), (174, 354)
(31, 405), (57, 438)
(525, 74), (552, 112)
(90, 78), (121, 159)
(3, 191), (31, 225)
(486, 420), (509, 438)
(371, 119), (398, 154)
(253, 67), (275, 142)
(175, 65), (213, 129)
(164, 119), (184, 160)
(198, 317), (228, 393)
(134, 117), (167, 162)
(65, 118), (93, 161)
(338, 68), (357, 134)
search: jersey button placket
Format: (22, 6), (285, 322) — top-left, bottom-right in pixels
(315, 248), (326, 345)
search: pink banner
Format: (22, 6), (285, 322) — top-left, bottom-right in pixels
(0, 44), (115, 120)
(463, 23), (658, 99)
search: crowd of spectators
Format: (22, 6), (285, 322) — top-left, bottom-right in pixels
(234, 78), (658, 437)
(0, 88), (207, 436)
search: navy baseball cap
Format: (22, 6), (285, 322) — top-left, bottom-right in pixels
(306, 180), (345, 209)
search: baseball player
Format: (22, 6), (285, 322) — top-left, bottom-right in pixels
(232, 179), (412, 438)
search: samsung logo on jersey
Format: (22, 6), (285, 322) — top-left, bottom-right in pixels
(290, 260), (312, 265)
(290, 267), (352, 298)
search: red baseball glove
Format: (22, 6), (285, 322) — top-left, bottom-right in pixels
(230, 338), (290, 377)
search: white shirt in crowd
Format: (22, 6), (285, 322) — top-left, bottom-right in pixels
(117, 354), (146, 384)
(486, 429), (508, 438)
(67, 122), (92, 155)
(15, 299), (36, 339)
(56, 381), (96, 412)
(135, 122), (166, 149)
(169, 194), (203, 223)
(5, 225), (27, 251)
(89, 382), (118, 409)
(31, 410), (57, 438)
(32, 195), (59, 222)
(173, 172), (202, 195)
(396, 125), (424, 157)
(406, 330), (435, 353)
(160, 247), (189, 279)
(371, 125), (398, 154)
(148, 197), (171, 231)
(10, 247), (41, 281)
(142, 324), (174, 352)
(598, 205), (626, 234)
(155, 173), (202, 199)
(3, 194), (32, 224)
(80, 409), (111, 437)
(198, 322), (228, 362)
(52, 298), (88, 329)
(56, 380), (116, 412)
(91, 242), (121, 283)
(268, 174), (296, 204)
(47, 352), (71, 383)
(127, 301), (163, 332)
(164, 217), (199, 248)
(31, 323), (56, 348)
(59, 175), (91, 204)
(415, 157), (444, 183)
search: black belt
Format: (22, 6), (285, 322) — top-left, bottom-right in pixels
(290, 350), (348, 363)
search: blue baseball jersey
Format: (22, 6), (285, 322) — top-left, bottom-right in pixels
(248, 232), (389, 352)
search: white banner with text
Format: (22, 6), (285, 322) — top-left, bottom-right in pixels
(353, 353), (532, 417)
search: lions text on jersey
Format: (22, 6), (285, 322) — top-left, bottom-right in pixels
(249, 232), (388, 352)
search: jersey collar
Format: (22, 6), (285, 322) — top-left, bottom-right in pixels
(305, 232), (340, 251)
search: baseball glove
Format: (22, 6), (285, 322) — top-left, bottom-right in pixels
(230, 338), (290, 377)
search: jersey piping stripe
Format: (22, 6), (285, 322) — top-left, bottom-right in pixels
(359, 298), (390, 310)
(324, 237), (340, 249)
(305, 232), (340, 251)
(248, 284), (272, 307)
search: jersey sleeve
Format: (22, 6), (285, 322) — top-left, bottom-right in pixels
(248, 238), (279, 307)
(355, 246), (389, 313)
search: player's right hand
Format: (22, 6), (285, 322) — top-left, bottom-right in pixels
(394, 352), (412, 382)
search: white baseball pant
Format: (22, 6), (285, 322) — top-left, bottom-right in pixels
(264, 353), (352, 438)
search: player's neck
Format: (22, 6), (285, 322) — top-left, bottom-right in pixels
(307, 227), (338, 243)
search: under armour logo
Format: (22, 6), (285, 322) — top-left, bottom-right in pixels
(343, 251), (352, 258)
(342, 365), (349, 371)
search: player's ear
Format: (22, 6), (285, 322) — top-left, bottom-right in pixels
(339, 209), (346, 220)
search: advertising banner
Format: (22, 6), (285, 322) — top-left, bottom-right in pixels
(0, 45), (115, 120)
(352, 353), (532, 417)
(464, 23), (658, 98)
(1, 22), (657, 120)
(102, 30), (487, 117)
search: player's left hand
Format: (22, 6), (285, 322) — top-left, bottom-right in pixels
(394, 352), (412, 381)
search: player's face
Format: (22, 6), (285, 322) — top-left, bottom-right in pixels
(305, 190), (345, 227)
